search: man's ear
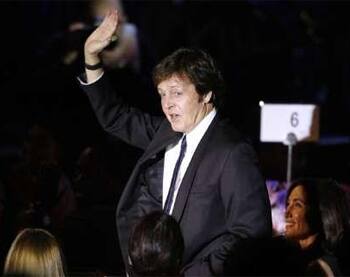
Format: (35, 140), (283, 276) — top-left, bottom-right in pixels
(203, 91), (213, 103)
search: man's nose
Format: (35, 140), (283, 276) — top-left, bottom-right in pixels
(163, 96), (174, 109)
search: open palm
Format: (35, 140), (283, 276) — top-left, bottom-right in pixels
(84, 10), (119, 57)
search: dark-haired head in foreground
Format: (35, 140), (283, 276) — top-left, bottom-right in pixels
(128, 211), (184, 276)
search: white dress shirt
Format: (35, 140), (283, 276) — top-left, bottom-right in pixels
(77, 72), (104, 85)
(163, 108), (217, 214)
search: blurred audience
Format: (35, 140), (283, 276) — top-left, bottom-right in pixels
(128, 211), (184, 277)
(5, 125), (76, 235)
(4, 228), (66, 276)
(69, 0), (155, 111)
(73, 145), (121, 207)
(61, 144), (124, 275)
(66, 0), (139, 73)
(266, 179), (287, 235)
(88, 0), (140, 72)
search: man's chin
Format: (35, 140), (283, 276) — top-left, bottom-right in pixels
(170, 124), (183, 133)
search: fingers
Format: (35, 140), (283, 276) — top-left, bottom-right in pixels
(84, 9), (119, 56)
(105, 9), (119, 35)
(100, 9), (118, 34)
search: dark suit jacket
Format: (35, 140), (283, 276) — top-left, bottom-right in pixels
(82, 74), (272, 275)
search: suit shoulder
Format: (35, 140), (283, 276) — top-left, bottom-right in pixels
(215, 118), (251, 146)
(209, 118), (260, 162)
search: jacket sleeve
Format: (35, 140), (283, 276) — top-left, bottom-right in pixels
(184, 142), (272, 276)
(80, 74), (163, 150)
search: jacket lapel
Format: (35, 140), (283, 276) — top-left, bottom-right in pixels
(172, 115), (220, 222)
(138, 120), (182, 164)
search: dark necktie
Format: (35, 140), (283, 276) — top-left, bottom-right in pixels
(164, 135), (187, 214)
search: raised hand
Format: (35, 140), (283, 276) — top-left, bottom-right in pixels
(84, 9), (119, 63)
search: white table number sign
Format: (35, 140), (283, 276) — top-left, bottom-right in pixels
(260, 104), (319, 143)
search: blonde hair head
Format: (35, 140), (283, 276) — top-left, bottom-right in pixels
(4, 228), (65, 276)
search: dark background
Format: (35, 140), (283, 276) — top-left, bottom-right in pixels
(1, 0), (349, 182)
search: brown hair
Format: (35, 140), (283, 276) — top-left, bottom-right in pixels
(152, 48), (226, 109)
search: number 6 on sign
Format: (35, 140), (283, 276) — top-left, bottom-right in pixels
(260, 104), (319, 143)
(290, 112), (299, 127)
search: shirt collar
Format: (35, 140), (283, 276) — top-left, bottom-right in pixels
(184, 108), (216, 149)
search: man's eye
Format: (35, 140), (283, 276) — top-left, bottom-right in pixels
(175, 91), (182, 96)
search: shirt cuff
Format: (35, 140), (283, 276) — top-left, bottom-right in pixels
(77, 72), (104, 85)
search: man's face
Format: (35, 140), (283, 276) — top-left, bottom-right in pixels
(285, 185), (312, 241)
(157, 75), (213, 133)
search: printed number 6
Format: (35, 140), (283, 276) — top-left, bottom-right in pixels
(290, 112), (299, 127)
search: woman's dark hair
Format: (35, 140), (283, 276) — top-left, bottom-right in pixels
(128, 211), (184, 276)
(287, 178), (350, 251)
(152, 48), (226, 109)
